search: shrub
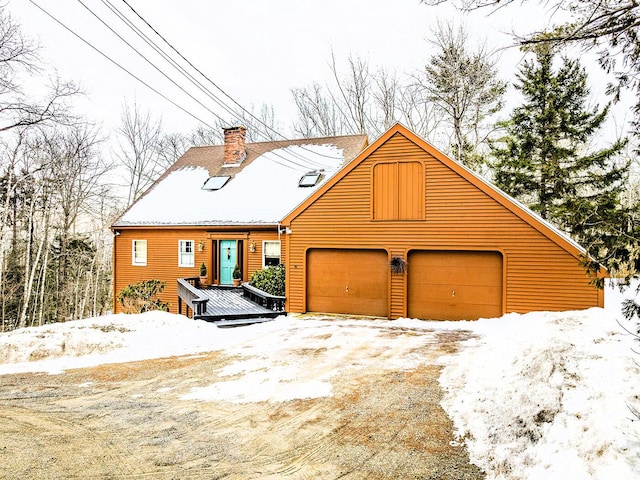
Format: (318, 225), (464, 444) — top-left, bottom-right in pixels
(249, 264), (285, 296)
(117, 279), (170, 314)
(233, 264), (242, 280)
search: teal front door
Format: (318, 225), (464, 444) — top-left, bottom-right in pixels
(220, 240), (237, 285)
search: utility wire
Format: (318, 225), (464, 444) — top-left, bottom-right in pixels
(103, 0), (324, 169)
(101, 0), (244, 125)
(29, 1), (313, 172)
(99, 0), (332, 170)
(119, 0), (286, 142)
(87, 0), (327, 170)
(30, 1), (340, 172)
(76, 0), (237, 132)
(117, 0), (343, 162)
(28, 0), (217, 131)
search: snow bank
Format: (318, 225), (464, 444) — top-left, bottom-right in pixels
(438, 303), (640, 479)
(1, 281), (639, 478)
(0, 312), (291, 375)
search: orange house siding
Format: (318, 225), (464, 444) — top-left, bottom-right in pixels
(284, 127), (603, 319)
(113, 227), (284, 314)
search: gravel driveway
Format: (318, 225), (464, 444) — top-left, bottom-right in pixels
(0, 321), (485, 479)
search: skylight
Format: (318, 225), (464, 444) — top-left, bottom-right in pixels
(298, 171), (321, 188)
(202, 176), (230, 190)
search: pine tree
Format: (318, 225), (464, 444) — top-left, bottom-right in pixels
(491, 46), (633, 273)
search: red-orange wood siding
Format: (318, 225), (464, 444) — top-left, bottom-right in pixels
(113, 227), (283, 314)
(283, 126), (603, 319)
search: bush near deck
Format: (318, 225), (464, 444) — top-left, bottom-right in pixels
(250, 265), (285, 296)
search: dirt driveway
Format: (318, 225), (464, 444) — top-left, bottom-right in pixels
(0, 321), (485, 479)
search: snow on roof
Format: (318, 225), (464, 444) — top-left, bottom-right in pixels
(116, 144), (345, 226)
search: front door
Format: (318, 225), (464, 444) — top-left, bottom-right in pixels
(220, 240), (237, 285)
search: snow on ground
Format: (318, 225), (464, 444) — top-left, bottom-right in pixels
(0, 283), (639, 479)
(437, 296), (640, 479)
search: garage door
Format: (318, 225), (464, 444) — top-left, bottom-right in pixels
(306, 249), (388, 317)
(408, 251), (503, 320)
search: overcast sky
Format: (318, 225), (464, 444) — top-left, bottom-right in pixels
(7, 0), (629, 143)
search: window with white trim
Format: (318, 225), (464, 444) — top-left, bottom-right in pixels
(178, 240), (194, 267)
(132, 240), (147, 266)
(263, 240), (281, 267)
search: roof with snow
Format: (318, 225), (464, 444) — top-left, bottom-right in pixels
(113, 134), (368, 227)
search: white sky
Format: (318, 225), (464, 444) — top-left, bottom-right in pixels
(8, 0), (596, 139)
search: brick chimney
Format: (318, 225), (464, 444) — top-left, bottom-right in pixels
(223, 126), (247, 165)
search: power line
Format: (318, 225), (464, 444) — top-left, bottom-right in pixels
(90, 0), (329, 170)
(118, 0), (286, 142)
(96, 0), (334, 170)
(29, 1), (341, 172)
(75, 0), (237, 129)
(100, 0), (244, 125)
(116, 0), (343, 162)
(27, 2), (306, 171)
(27, 0), (218, 131)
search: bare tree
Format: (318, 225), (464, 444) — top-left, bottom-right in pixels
(156, 132), (191, 170)
(191, 103), (284, 144)
(41, 125), (110, 322)
(329, 53), (372, 135)
(115, 100), (163, 206)
(397, 83), (445, 146)
(291, 51), (445, 141)
(418, 22), (506, 170)
(292, 83), (343, 138)
(373, 68), (400, 131)
(0, 6), (113, 331)
(0, 7), (79, 133)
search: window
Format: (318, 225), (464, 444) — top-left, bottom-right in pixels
(132, 240), (147, 266)
(298, 171), (321, 187)
(179, 240), (194, 267)
(263, 240), (281, 267)
(202, 176), (230, 190)
(372, 161), (425, 220)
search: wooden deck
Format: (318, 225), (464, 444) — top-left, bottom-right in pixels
(177, 279), (284, 326)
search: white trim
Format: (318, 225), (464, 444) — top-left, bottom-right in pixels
(178, 240), (195, 267)
(132, 239), (147, 266)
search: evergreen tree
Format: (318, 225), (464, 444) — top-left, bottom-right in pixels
(491, 46), (633, 275)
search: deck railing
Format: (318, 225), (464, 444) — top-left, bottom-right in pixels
(241, 283), (286, 312)
(177, 277), (209, 318)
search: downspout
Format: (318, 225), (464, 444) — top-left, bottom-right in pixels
(112, 230), (120, 313)
(278, 222), (291, 313)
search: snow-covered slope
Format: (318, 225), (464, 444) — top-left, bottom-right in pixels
(0, 284), (638, 479)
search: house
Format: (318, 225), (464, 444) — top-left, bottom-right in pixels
(280, 123), (604, 320)
(111, 127), (368, 314)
